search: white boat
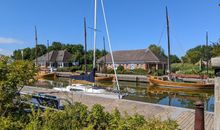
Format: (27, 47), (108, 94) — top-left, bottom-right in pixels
(53, 84), (106, 93)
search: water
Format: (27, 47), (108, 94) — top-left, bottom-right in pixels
(33, 78), (214, 112)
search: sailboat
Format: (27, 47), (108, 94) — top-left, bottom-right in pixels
(63, 0), (121, 97)
(148, 7), (214, 89)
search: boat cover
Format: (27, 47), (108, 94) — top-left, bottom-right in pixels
(70, 68), (96, 82)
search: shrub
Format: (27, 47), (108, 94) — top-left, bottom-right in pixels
(57, 66), (82, 72)
(82, 64), (93, 72)
(171, 63), (200, 74)
(171, 63), (214, 77)
(2, 102), (179, 130)
(107, 68), (114, 74)
(117, 65), (124, 71)
(107, 68), (150, 75)
(133, 68), (148, 75)
(152, 69), (165, 76)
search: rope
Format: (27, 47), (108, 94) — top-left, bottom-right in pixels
(169, 21), (186, 56)
(100, 0), (121, 99)
(158, 23), (166, 46)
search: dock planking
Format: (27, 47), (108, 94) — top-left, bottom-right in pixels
(176, 111), (214, 130)
(21, 86), (214, 129)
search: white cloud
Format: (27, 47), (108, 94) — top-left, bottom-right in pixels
(0, 37), (24, 44)
(0, 48), (12, 56)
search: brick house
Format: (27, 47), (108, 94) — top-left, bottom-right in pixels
(97, 48), (167, 72)
(34, 50), (73, 68)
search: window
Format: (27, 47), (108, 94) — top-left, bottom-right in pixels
(130, 64), (135, 70)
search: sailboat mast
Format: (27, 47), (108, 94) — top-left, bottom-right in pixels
(103, 36), (106, 64)
(166, 6), (171, 74)
(35, 26), (38, 66)
(93, 0), (97, 69)
(47, 40), (49, 67)
(84, 17), (87, 74)
(206, 31), (209, 75)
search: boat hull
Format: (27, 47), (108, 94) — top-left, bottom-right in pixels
(36, 72), (56, 79)
(54, 84), (106, 93)
(148, 76), (214, 89)
(95, 76), (114, 81)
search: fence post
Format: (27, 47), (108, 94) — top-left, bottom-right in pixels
(194, 101), (204, 130)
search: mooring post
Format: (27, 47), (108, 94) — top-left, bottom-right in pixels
(211, 57), (220, 130)
(194, 101), (204, 130)
(214, 77), (220, 130)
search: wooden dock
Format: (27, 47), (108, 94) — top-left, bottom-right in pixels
(176, 111), (214, 130)
(21, 86), (214, 130)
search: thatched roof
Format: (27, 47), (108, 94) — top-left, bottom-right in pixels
(97, 48), (167, 64)
(34, 50), (72, 62)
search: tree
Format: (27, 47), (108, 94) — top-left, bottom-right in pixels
(0, 57), (37, 114)
(170, 54), (181, 63)
(11, 41), (107, 65)
(212, 42), (220, 57)
(12, 50), (22, 60)
(48, 42), (63, 51)
(148, 44), (166, 57)
(182, 45), (213, 64)
(23, 48), (32, 60)
(36, 44), (47, 57)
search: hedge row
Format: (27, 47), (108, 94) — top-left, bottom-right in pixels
(1, 103), (179, 130)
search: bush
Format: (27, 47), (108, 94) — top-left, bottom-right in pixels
(107, 68), (149, 75)
(152, 69), (165, 76)
(2, 102), (179, 130)
(107, 68), (114, 74)
(171, 63), (214, 77)
(117, 65), (124, 71)
(133, 68), (148, 75)
(57, 66), (82, 72)
(171, 63), (200, 74)
(82, 64), (93, 72)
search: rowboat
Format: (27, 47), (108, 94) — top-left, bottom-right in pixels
(95, 76), (114, 81)
(35, 71), (56, 79)
(147, 7), (214, 89)
(148, 76), (214, 89)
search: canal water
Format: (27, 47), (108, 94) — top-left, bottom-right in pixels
(33, 78), (214, 112)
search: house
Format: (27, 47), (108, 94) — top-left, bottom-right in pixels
(34, 50), (73, 68)
(97, 48), (167, 72)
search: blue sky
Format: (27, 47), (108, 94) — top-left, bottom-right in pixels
(0, 0), (219, 57)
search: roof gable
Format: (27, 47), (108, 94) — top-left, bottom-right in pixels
(35, 50), (72, 62)
(97, 48), (167, 64)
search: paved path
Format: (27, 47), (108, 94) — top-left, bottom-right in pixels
(21, 86), (214, 130)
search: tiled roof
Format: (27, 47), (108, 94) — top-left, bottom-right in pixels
(35, 50), (72, 62)
(97, 48), (167, 64)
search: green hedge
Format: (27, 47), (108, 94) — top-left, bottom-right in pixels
(82, 64), (93, 72)
(57, 64), (94, 73)
(3, 103), (179, 130)
(57, 66), (82, 72)
(107, 68), (149, 75)
(171, 63), (214, 77)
